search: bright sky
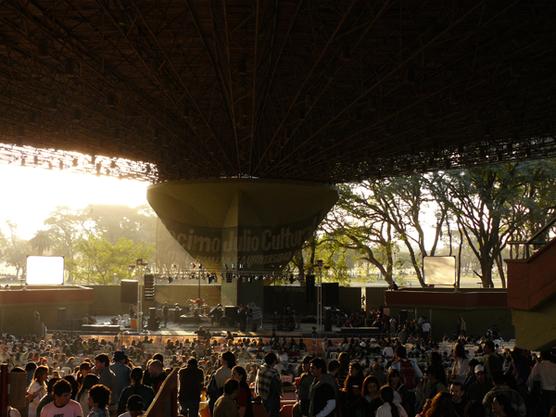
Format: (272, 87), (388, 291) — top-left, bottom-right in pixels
(0, 163), (150, 239)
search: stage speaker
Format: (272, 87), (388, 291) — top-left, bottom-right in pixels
(121, 280), (138, 304)
(322, 283), (339, 307)
(306, 274), (315, 303)
(143, 274), (155, 301)
(225, 306), (238, 326)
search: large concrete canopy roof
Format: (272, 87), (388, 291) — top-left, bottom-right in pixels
(1, 1), (556, 182)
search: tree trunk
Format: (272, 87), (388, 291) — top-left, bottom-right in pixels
(496, 254), (506, 288)
(479, 257), (494, 288)
(457, 223), (463, 289)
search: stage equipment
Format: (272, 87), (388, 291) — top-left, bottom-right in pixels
(322, 282), (339, 307)
(143, 274), (155, 300)
(120, 280), (138, 304)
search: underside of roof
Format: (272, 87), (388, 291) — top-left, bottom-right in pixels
(1, 0), (555, 182)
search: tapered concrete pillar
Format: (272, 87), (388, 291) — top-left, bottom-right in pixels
(147, 179), (338, 305)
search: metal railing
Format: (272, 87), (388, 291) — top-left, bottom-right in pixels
(144, 368), (178, 417)
(508, 215), (556, 260)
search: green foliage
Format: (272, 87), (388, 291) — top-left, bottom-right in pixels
(0, 205), (159, 285)
(73, 235), (154, 284)
(0, 222), (30, 279)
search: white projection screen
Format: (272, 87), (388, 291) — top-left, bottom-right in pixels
(26, 256), (65, 285)
(423, 256), (456, 286)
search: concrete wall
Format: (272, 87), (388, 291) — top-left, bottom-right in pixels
(0, 302), (89, 335)
(388, 306), (514, 340)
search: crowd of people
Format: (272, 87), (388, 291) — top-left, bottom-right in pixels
(1, 327), (555, 417)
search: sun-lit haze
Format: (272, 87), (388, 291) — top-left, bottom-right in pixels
(0, 163), (150, 239)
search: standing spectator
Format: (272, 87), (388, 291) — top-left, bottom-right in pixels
(25, 362), (37, 387)
(36, 377), (60, 417)
(422, 320), (432, 341)
(110, 351), (131, 414)
(483, 342), (503, 384)
(376, 385), (407, 417)
(213, 379), (239, 417)
(87, 384), (111, 417)
(142, 360), (166, 394)
(293, 356), (314, 417)
(231, 365), (253, 417)
(451, 344), (470, 384)
(482, 373), (526, 417)
(491, 394), (519, 417)
(337, 353), (350, 385)
(39, 379), (83, 417)
(255, 352), (282, 417)
(117, 394), (145, 417)
(94, 355), (115, 396)
(362, 376), (382, 417)
(457, 316), (467, 337)
(26, 365), (48, 417)
(527, 350), (556, 415)
(77, 374), (100, 416)
(208, 351), (236, 414)
(467, 365), (492, 404)
(449, 382), (468, 417)
(308, 358), (337, 417)
(387, 369), (414, 417)
(117, 368), (154, 415)
(178, 357), (205, 417)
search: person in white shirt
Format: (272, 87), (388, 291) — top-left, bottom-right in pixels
(26, 365), (48, 417)
(528, 350), (556, 416)
(40, 379), (83, 417)
(376, 385), (408, 417)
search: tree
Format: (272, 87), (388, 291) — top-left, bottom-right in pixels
(0, 222), (31, 279)
(84, 204), (156, 244)
(365, 174), (448, 286)
(29, 207), (87, 279)
(321, 183), (398, 286)
(430, 161), (556, 288)
(73, 234), (154, 284)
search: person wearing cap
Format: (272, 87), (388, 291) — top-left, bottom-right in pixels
(467, 364), (492, 403)
(117, 394), (145, 417)
(110, 351), (131, 415)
